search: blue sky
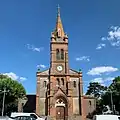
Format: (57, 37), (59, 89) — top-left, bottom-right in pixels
(0, 0), (120, 94)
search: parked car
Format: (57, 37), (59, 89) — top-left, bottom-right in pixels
(10, 113), (46, 120)
(93, 115), (120, 120)
(0, 116), (14, 120)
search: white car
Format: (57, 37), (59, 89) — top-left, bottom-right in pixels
(0, 116), (14, 120)
(93, 115), (120, 120)
(10, 112), (46, 120)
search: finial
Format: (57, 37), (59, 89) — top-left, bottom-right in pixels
(57, 4), (60, 16)
(79, 69), (82, 72)
(37, 65), (40, 72)
(37, 68), (40, 72)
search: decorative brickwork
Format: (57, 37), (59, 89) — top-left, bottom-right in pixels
(36, 6), (96, 120)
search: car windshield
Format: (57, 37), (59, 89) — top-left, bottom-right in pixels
(14, 116), (31, 120)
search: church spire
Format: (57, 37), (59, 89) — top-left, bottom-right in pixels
(54, 5), (65, 38)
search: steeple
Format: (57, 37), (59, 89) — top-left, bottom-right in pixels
(53, 5), (65, 38)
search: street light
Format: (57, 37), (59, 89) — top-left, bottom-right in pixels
(108, 89), (114, 114)
(0, 88), (9, 116)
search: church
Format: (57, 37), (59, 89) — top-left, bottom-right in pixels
(36, 7), (96, 120)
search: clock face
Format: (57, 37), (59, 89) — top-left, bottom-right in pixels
(57, 65), (63, 72)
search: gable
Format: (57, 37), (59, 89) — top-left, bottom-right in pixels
(69, 69), (79, 75)
(53, 88), (68, 101)
(83, 95), (95, 99)
(40, 69), (49, 75)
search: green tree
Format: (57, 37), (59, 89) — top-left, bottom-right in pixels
(86, 82), (107, 98)
(86, 82), (107, 118)
(0, 74), (26, 115)
(101, 76), (120, 114)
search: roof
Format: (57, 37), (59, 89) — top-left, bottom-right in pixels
(37, 68), (81, 76)
(83, 95), (95, 99)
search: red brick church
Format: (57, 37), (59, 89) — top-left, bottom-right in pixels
(36, 7), (96, 120)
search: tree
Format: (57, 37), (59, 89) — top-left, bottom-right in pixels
(0, 74), (26, 115)
(101, 76), (120, 114)
(86, 82), (107, 98)
(86, 82), (107, 118)
(86, 76), (120, 118)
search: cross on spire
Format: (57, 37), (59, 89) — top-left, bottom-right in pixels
(57, 4), (60, 16)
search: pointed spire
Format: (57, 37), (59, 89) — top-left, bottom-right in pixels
(53, 5), (65, 38)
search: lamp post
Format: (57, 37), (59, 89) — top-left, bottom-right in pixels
(0, 88), (9, 116)
(108, 89), (114, 114)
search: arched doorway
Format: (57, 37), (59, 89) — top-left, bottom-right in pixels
(55, 98), (67, 120)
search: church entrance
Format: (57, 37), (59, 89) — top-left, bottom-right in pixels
(55, 98), (66, 120)
(56, 106), (65, 120)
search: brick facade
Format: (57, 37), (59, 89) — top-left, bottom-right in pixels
(36, 7), (96, 120)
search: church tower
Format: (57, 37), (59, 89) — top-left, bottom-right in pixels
(48, 6), (70, 119)
(50, 5), (69, 75)
(36, 6), (86, 120)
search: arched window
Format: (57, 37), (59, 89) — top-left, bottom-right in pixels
(56, 99), (64, 104)
(56, 49), (60, 60)
(73, 81), (76, 88)
(61, 49), (64, 60)
(66, 81), (68, 94)
(57, 78), (60, 86)
(89, 101), (91, 106)
(58, 28), (61, 37)
(61, 78), (64, 86)
(44, 81), (47, 87)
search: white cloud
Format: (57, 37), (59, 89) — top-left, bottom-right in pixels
(91, 77), (114, 86)
(91, 78), (103, 83)
(96, 43), (106, 50)
(102, 26), (120, 47)
(76, 56), (90, 62)
(3, 72), (19, 80)
(3, 72), (27, 82)
(87, 66), (118, 76)
(91, 77), (114, 83)
(101, 37), (106, 41)
(37, 64), (46, 69)
(19, 77), (27, 82)
(104, 77), (114, 82)
(27, 44), (44, 52)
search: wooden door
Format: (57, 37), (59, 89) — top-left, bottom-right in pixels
(56, 106), (65, 120)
